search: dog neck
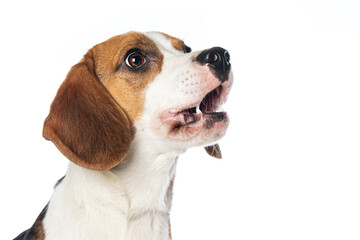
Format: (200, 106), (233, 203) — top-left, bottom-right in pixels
(44, 133), (181, 240)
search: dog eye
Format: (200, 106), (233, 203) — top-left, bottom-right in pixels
(125, 52), (146, 69)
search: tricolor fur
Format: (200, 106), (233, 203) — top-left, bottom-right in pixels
(14, 31), (233, 240)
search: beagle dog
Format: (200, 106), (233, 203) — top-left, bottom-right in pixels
(14, 31), (233, 240)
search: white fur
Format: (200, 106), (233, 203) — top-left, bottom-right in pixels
(143, 32), (230, 148)
(42, 32), (232, 240)
(44, 134), (179, 240)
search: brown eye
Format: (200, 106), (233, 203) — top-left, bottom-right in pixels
(125, 52), (146, 69)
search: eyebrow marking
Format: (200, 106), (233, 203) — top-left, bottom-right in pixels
(159, 32), (189, 52)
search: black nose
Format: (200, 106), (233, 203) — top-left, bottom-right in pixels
(196, 47), (231, 82)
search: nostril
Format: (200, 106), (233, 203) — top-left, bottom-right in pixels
(198, 51), (220, 64)
(210, 52), (221, 64)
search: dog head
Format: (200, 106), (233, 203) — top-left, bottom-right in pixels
(43, 32), (233, 171)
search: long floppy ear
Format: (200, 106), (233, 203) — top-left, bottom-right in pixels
(43, 50), (134, 171)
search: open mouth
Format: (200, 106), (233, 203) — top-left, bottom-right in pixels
(188, 85), (223, 114)
(163, 84), (228, 131)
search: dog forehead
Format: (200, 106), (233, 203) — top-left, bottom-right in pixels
(91, 32), (160, 68)
(96, 32), (157, 51)
(146, 32), (186, 53)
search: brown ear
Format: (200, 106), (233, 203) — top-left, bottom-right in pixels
(204, 144), (222, 159)
(43, 51), (134, 171)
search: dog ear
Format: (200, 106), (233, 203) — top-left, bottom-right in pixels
(204, 144), (222, 159)
(43, 50), (134, 171)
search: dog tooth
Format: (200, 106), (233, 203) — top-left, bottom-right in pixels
(196, 105), (200, 113)
(216, 87), (220, 95)
(216, 106), (224, 112)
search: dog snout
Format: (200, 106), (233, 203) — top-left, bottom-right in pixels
(196, 47), (231, 82)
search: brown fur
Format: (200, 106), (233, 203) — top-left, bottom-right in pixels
(43, 48), (134, 171)
(21, 205), (48, 240)
(43, 32), (164, 171)
(205, 144), (222, 159)
(94, 32), (164, 121)
(160, 32), (187, 52)
(168, 177), (175, 240)
(168, 220), (172, 240)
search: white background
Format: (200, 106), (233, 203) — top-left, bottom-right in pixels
(1, 0), (359, 239)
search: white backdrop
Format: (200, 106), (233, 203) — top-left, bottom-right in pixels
(1, 0), (359, 239)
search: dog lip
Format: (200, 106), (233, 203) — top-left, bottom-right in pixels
(161, 105), (228, 132)
(165, 111), (228, 132)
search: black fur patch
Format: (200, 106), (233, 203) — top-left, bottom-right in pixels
(54, 175), (65, 188)
(13, 204), (48, 240)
